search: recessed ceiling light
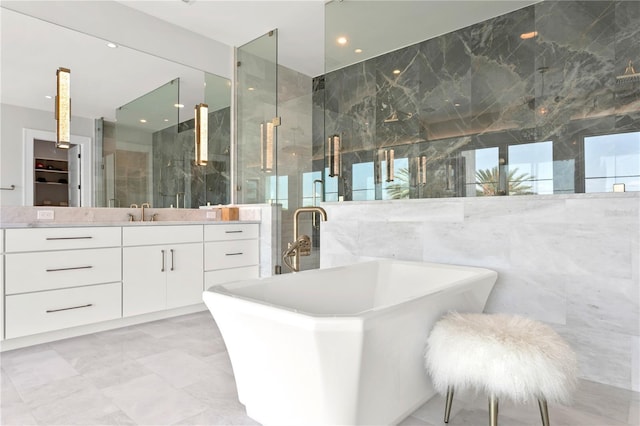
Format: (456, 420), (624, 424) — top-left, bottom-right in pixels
(248, 87), (255, 91)
(520, 31), (538, 39)
(164, 118), (169, 122)
(454, 103), (461, 107)
(354, 48), (363, 54)
(393, 69), (401, 75)
(337, 36), (348, 45)
(45, 95), (52, 99)
(106, 42), (118, 48)
(174, 103), (184, 108)
(140, 119), (147, 123)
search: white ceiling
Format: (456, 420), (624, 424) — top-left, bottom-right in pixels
(117, 0), (326, 77)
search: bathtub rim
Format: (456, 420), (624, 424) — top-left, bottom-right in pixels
(204, 259), (497, 320)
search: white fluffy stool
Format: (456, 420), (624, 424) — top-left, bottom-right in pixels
(424, 312), (577, 426)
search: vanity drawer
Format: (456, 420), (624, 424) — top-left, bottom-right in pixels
(5, 247), (121, 294)
(205, 265), (259, 288)
(204, 223), (258, 241)
(5, 227), (121, 252)
(5, 282), (122, 339)
(123, 225), (203, 246)
(205, 240), (259, 270)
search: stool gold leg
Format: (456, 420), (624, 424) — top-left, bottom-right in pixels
(489, 394), (498, 426)
(444, 386), (454, 423)
(538, 399), (550, 426)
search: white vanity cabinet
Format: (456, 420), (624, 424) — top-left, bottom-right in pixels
(204, 223), (259, 288)
(3, 227), (122, 339)
(122, 225), (203, 317)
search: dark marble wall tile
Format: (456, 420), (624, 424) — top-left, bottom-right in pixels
(375, 44), (422, 146)
(318, 0), (639, 201)
(418, 30), (472, 141)
(152, 107), (230, 208)
(469, 6), (536, 136)
(615, 0), (640, 128)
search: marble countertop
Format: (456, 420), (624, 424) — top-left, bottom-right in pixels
(0, 220), (260, 229)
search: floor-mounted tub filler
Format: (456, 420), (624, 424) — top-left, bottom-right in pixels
(203, 260), (498, 425)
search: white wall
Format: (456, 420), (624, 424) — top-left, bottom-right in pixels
(0, 104), (94, 206)
(320, 193), (640, 392)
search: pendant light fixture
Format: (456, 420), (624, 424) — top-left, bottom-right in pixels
(194, 103), (208, 166)
(55, 67), (71, 149)
(328, 134), (341, 177)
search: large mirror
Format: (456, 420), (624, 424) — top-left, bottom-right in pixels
(0, 7), (231, 208)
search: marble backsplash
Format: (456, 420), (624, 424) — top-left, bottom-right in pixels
(320, 192), (640, 392)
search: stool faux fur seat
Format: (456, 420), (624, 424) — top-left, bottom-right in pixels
(424, 312), (577, 426)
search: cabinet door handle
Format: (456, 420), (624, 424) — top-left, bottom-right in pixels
(225, 230), (243, 234)
(46, 265), (93, 272)
(161, 249), (165, 272)
(226, 252), (244, 256)
(46, 236), (93, 240)
(46, 303), (93, 313)
(170, 249), (175, 271)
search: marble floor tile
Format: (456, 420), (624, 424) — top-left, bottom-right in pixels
(174, 405), (260, 426)
(102, 374), (208, 425)
(137, 349), (215, 388)
(182, 370), (238, 402)
(0, 400), (39, 426)
(1, 348), (78, 391)
(1, 312), (638, 426)
(397, 416), (434, 426)
(82, 356), (153, 389)
(30, 386), (120, 425)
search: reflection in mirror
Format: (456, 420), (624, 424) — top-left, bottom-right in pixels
(0, 7), (231, 208)
(322, 0), (640, 201)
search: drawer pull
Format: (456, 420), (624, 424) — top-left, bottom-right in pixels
(46, 303), (93, 313)
(226, 252), (244, 256)
(45, 236), (93, 240)
(46, 265), (93, 272)
(225, 230), (243, 234)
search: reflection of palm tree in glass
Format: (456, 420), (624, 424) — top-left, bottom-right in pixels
(476, 167), (533, 196)
(386, 168), (410, 199)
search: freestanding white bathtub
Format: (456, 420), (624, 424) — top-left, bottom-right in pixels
(203, 260), (497, 426)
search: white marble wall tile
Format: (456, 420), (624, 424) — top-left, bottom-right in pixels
(464, 197), (568, 223)
(420, 221), (511, 269)
(324, 199), (463, 223)
(102, 374), (208, 425)
(557, 324), (633, 390)
(633, 336), (639, 392)
(321, 195), (639, 392)
(509, 222), (633, 279)
(565, 195), (640, 225)
(357, 221), (425, 261)
(484, 271), (567, 325)
(570, 379), (638, 424)
(566, 275), (639, 335)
